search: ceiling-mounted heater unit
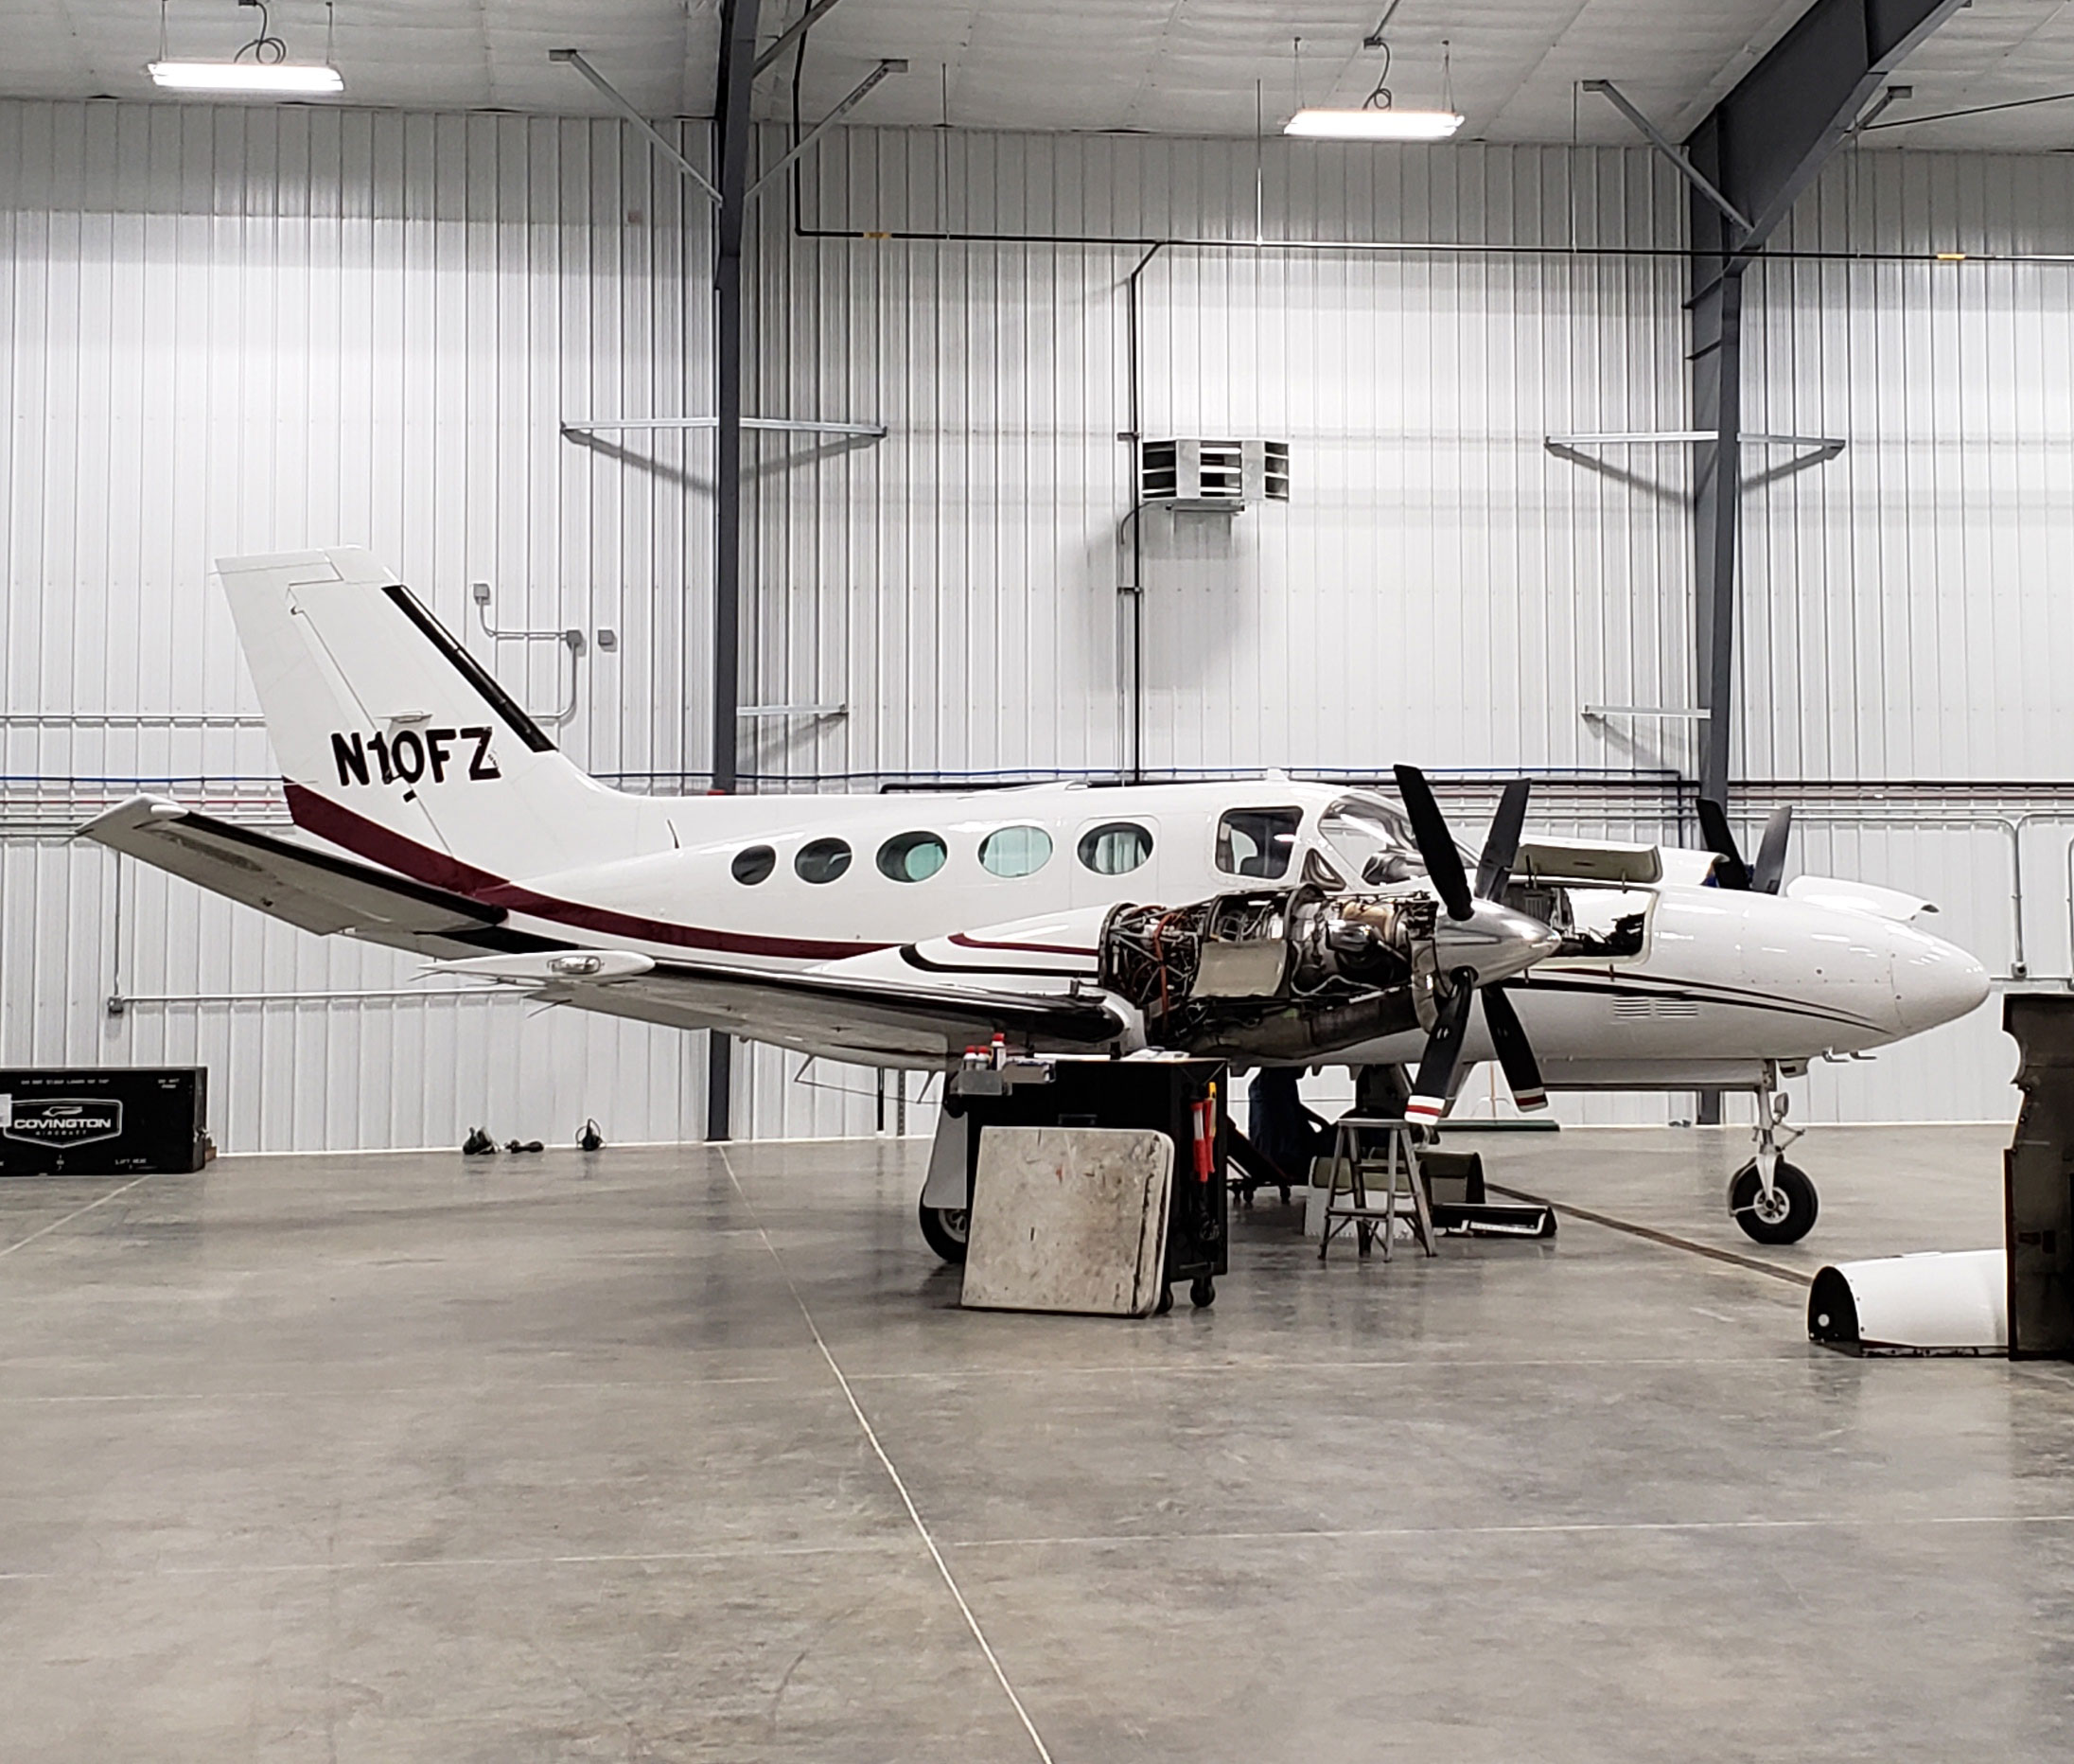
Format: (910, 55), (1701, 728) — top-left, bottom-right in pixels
(1139, 439), (1291, 513)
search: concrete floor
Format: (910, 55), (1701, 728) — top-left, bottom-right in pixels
(4, 1124), (2073, 1762)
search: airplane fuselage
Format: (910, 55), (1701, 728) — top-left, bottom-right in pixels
(295, 774), (1989, 1089)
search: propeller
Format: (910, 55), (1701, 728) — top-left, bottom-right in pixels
(1696, 799), (1793, 894)
(1479, 987), (1548, 1111)
(1392, 764), (1473, 920)
(1475, 778), (1531, 899)
(1391, 767), (1552, 1124)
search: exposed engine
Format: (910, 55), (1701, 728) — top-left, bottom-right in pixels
(1099, 886), (1437, 1062)
(1502, 879), (1648, 961)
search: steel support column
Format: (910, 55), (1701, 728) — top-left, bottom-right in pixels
(1678, 0), (1964, 807)
(1669, 0), (1961, 1124)
(1690, 265), (1744, 804)
(706, 0), (764, 1142)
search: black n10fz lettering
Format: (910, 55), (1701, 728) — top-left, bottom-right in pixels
(330, 726), (501, 787)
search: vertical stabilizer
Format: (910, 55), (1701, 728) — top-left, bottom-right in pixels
(219, 549), (646, 888)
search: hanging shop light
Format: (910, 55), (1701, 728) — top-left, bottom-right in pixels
(148, 2), (344, 97)
(1285, 12), (1460, 140)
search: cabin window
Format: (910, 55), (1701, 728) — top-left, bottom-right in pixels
(730, 845), (776, 885)
(1078, 821), (1153, 876)
(979, 825), (1053, 878)
(877, 831), (948, 883)
(795, 838), (852, 884)
(1216, 807), (1303, 880)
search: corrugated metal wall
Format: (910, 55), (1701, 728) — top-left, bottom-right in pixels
(3, 101), (2065, 1144)
(1738, 150), (2074, 1123)
(0, 99), (721, 1150)
(752, 132), (1695, 780)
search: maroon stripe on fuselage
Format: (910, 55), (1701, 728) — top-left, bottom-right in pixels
(947, 931), (1099, 958)
(283, 782), (890, 961)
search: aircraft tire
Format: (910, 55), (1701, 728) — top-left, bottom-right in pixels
(918, 1199), (970, 1264)
(1728, 1160), (1819, 1245)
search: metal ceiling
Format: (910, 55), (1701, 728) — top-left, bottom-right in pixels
(6, 1), (2074, 149)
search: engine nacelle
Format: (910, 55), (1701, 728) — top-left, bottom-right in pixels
(1098, 887), (1436, 1062)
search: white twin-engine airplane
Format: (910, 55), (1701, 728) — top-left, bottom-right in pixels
(84, 548), (1990, 1249)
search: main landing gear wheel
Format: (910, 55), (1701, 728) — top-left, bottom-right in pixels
(1189, 1276), (1217, 1309)
(918, 1200), (970, 1264)
(1728, 1160), (1819, 1245)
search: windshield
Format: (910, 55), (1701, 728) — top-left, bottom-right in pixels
(1320, 793), (1421, 887)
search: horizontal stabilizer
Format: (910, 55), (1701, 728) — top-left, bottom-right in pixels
(77, 796), (550, 957)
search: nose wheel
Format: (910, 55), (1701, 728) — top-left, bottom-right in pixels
(1729, 1159), (1819, 1244)
(1728, 1064), (1819, 1244)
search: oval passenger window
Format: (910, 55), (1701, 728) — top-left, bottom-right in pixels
(730, 845), (776, 885)
(877, 831), (948, 883)
(794, 838), (852, 884)
(979, 825), (1053, 878)
(1077, 821), (1153, 876)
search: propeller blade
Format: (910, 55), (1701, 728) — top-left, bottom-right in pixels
(1405, 976), (1476, 1126)
(1481, 984), (1548, 1111)
(1750, 805), (1794, 895)
(1696, 798), (1749, 890)
(1474, 779), (1532, 900)
(1393, 764), (1474, 921)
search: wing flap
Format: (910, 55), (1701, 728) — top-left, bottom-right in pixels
(506, 958), (1129, 1067)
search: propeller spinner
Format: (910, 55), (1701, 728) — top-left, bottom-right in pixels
(1391, 767), (1557, 1125)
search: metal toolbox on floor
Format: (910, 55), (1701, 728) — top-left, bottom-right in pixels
(0, 1067), (208, 1176)
(949, 1056), (1228, 1307)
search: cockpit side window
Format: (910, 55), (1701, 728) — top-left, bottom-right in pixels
(1321, 795), (1420, 888)
(1216, 807), (1303, 880)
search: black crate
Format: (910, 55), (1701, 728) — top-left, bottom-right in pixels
(951, 1057), (1229, 1297)
(0, 1067), (208, 1176)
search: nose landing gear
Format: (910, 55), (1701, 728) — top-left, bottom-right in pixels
(1728, 1065), (1819, 1244)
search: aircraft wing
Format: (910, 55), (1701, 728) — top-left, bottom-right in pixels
(77, 796), (548, 958)
(434, 950), (1130, 1067)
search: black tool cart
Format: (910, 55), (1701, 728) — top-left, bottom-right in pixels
(946, 1054), (1229, 1310)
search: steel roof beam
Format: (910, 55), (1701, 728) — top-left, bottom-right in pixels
(548, 49), (723, 207)
(753, 0), (854, 79)
(1684, 0), (1967, 267)
(1582, 80), (1749, 236)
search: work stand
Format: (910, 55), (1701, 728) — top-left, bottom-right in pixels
(1320, 1116), (1437, 1261)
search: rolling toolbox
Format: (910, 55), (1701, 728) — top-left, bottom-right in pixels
(948, 1055), (1228, 1311)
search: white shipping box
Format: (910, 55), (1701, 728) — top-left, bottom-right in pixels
(961, 1126), (1173, 1317)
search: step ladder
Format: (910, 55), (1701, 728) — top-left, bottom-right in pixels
(1319, 1116), (1437, 1261)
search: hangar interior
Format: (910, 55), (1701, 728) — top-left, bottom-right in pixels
(8, 0), (2074, 1145)
(6, 2), (2074, 1759)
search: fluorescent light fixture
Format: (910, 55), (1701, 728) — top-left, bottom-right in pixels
(148, 61), (344, 96)
(1284, 106), (1463, 141)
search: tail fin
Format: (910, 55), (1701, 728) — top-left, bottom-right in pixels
(220, 548), (644, 888)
